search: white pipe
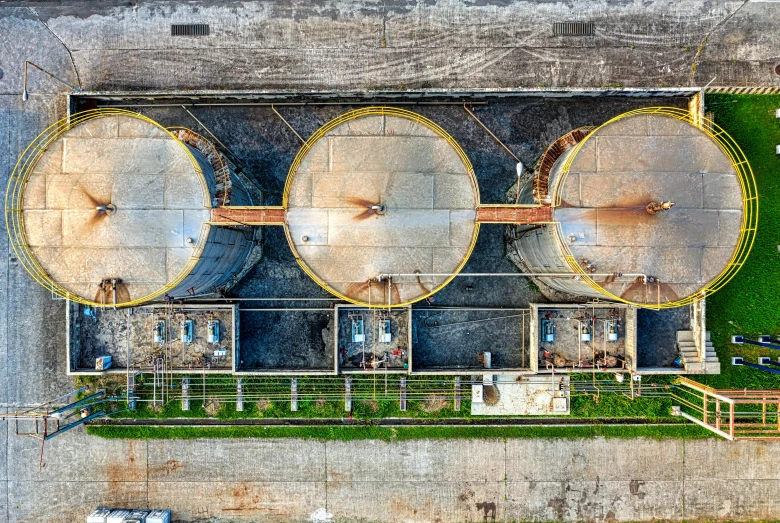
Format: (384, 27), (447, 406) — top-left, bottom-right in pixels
(377, 272), (648, 283)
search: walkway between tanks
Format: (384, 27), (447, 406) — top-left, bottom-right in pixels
(1, 430), (778, 522)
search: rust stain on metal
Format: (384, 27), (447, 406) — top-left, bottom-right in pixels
(534, 126), (594, 202)
(476, 205), (553, 224)
(210, 207), (286, 225)
(172, 128), (234, 206)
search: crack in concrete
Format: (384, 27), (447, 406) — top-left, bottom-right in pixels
(689, 0), (750, 85)
(27, 6), (82, 90)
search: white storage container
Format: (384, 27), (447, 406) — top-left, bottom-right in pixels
(127, 509), (149, 522)
(86, 508), (112, 523)
(146, 510), (171, 523)
(107, 510), (132, 523)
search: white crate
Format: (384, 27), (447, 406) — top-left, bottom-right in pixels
(86, 508), (112, 523)
(107, 510), (132, 523)
(146, 510), (171, 523)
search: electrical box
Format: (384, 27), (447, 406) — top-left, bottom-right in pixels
(380, 320), (392, 343)
(542, 319), (555, 343)
(180, 320), (193, 344)
(95, 355), (112, 371)
(471, 383), (484, 403)
(153, 321), (166, 344)
(208, 320), (220, 344)
(552, 396), (568, 413)
(351, 318), (365, 343)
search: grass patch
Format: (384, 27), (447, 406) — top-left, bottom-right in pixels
(87, 423), (712, 441)
(702, 94), (780, 390)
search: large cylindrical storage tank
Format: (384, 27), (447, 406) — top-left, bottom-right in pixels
(7, 110), (254, 306)
(283, 107), (480, 307)
(513, 108), (756, 308)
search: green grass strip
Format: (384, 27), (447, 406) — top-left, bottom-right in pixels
(87, 423), (712, 441)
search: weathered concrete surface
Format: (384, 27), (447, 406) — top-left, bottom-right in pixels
(2, 432), (780, 522)
(1, 94), (72, 409)
(1, 1), (780, 93)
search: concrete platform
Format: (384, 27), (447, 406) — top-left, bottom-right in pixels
(471, 375), (570, 416)
(336, 305), (411, 371)
(22, 114), (211, 305)
(555, 114), (743, 305)
(286, 113), (479, 306)
(67, 303), (235, 373)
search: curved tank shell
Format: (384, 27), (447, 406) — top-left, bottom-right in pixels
(8, 110), (253, 306)
(514, 108), (756, 308)
(284, 107), (480, 307)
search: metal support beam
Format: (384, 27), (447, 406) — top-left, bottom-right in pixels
(45, 410), (106, 440)
(758, 357), (780, 368)
(732, 357), (780, 375)
(345, 377), (352, 412)
(454, 377), (461, 412)
(291, 377), (298, 412)
(236, 378), (244, 412)
(209, 206), (285, 226)
(400, 378), (407, 412)
(182, 378), (190, 411)
(732, 336), (780, 351)
(675, 407), (734, 441)
(48, 391), (106, 417)
(476, 205), (553, 224)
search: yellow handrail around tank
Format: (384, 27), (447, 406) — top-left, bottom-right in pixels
(5, 109), (210, 307)
(550, 106), (758, 310)
(282, 106), (480, 308)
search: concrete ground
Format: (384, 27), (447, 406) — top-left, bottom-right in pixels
(2, 1), (780, 91)
(2, 1), (780, 522)
(3, 431), (780, 523)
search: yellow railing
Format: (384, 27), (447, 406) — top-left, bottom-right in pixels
(550, 106), (758, 309)
(5, 109), (209, 307)
(282, 106), (480, 308)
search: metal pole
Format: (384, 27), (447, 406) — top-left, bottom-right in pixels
(733, 337), (780, 351)
(22, 61), (82, 101)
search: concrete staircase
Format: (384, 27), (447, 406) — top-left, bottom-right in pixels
(677, 330), (720, 374)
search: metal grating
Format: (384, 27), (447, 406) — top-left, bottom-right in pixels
(171, 24), (210, 37)
(553, 22), (594, 37)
